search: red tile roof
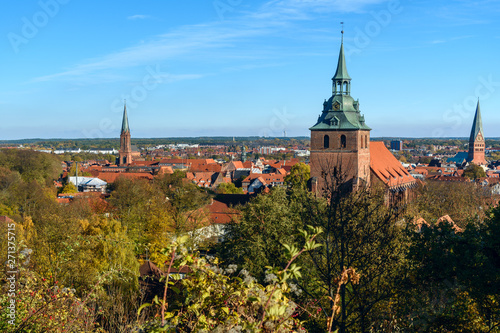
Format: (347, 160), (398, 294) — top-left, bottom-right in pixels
(0, 216), (14, 223)
(370, 142), (416, 188)
(242, 161), (253, 169)
(231, 161), (244, 169)
(242, 173), (284, 184)
(97, 172), (154, 183)
(207, 200), (239, 224)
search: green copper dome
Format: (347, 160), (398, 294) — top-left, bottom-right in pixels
(310, 40), (370, 131)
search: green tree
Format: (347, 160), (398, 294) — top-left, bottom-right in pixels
(464, 163), (486, 180)
(139, 231), (322, 332)
(219, 163), (407, 332)
(218, 187), (303, 280)
(60, 181), (77, 194)
(284, 162), (310, 188)
(0, 149), (61, 185)
(108, 177), (173, 261)
(418, 156), (432, 165)
(300, 182), (406, 333)
(216, 182), (244, 194)
(397, 213), (500, 332)
(407, 180), (488, 228)
(67, 216), (138, 293)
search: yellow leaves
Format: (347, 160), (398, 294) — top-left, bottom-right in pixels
(79, 218), (90, 231)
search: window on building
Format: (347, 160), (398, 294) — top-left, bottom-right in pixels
(324, 135), (330, 149)
(341, 135), (346, 148)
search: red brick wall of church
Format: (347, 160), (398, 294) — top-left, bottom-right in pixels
(310, 130), (370, 193)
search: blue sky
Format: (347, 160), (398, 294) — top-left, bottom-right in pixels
(1, 0), (500, 140)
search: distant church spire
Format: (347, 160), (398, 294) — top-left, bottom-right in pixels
(467, 99), (487, 165)
(469, 99), (483, 142)
(118, 101), (132, 165)
(121, 100), (130, 133)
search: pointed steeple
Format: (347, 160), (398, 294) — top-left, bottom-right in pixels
(333, 42), (351, 81)
(332, 29), (352, 97)
(469, 100), (483, 141)
(121, 101), (130, 133)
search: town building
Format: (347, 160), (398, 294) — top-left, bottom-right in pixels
(118, 102), (140, 165)
(69, 176), (107, 193)
(309, 34), (371, 192)
(309, 33), (416, 203)
(468, 100), (487, 165)
(390, 140), (403, 151)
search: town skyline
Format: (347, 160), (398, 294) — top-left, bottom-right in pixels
(2, 0), (500, 140)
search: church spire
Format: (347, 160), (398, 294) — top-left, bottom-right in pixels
(332, 40), (351, 82)
(121, 101), (130, 133)
(469, 99), (483, 142)
(332, 26), (351, 96)
(467, 99), (487, 165)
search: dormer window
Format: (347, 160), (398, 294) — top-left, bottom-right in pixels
(330, 116), (339, 127)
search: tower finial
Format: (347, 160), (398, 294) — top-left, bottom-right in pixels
(341, 22), (344, 43)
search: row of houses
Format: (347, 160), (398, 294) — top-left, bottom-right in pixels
(59, 157), (301, 195)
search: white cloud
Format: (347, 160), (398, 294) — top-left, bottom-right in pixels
(32, 0), (388, 83)
(127, 14), (152, 20)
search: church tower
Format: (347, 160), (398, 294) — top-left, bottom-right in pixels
(309, 33), (371, 193)
(467, 100), (487, 165)
(118, 102), (133, 165)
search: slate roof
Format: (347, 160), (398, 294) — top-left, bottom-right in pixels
(121, 103), (129, 133)
(447, 152), (468, 164)
(469, 100), (484, 142)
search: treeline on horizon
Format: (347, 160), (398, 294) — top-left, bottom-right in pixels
(3, 137), (500, 150)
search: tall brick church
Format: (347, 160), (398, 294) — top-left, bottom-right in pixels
(467, 100), (487, 165)
(309, 34), (416, 202)
(118, 102), (139, 165)
(309, 34), (371, 191)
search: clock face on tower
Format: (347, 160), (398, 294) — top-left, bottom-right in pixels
(477, 132), (483, 141)
(333, 102), (340, 111)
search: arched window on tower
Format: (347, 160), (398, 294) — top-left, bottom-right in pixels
(324, 135), (330, 149)
(341, 135), (346, 148)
